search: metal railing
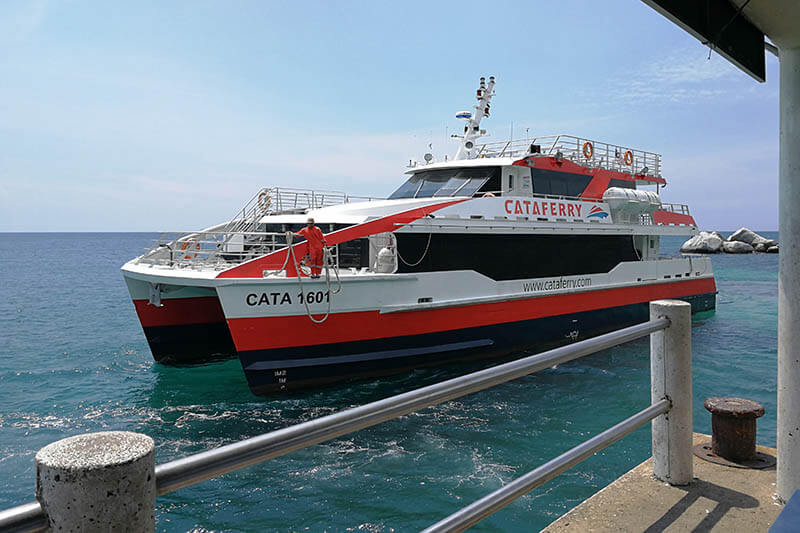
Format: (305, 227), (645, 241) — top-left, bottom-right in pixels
(136, 230), (291, 269)
(660, 202), (692, 216)
(259, 187), (380, 213)
(134, 187), (381, 269)
(476, 134), (662, 178)
(0, 301), (693, 533)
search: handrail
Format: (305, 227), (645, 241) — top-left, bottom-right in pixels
(0, 318), (668, 532)
(422, 399), (671, 533)
(0, 503), (46, 533)
(155, 318), (668, 494)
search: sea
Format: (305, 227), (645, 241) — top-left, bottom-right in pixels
(0, 232), (779, 532)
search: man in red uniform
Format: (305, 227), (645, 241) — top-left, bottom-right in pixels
(295, 218), (327, 278)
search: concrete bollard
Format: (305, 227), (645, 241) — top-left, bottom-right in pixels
(650, 299), (693, 485)
(35, 431), (156, 532)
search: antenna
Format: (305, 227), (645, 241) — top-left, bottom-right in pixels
(454, 76), (496, 160)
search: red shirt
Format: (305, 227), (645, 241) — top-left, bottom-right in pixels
(297, 225), (326, 252)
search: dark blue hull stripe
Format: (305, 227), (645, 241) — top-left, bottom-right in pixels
(245, 338), (494, 370)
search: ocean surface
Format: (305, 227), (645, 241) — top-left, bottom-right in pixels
(0, 232), (778, 532)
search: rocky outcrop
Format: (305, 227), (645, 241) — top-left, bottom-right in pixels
(722, 240), (754, 254)
(681, 227), (776, 254)
(729, 228), (776, 248)
(728, 228), (760, 245)
(681, 232), (723, 253)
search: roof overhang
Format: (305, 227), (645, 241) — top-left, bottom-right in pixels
(405, 157), (514, 174)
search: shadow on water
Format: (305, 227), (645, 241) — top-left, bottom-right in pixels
(146, 358), (254, 408)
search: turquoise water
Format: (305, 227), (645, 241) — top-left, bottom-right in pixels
(0, 233), (778, 532)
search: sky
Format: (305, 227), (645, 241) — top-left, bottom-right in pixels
(0, 0), (781, 232)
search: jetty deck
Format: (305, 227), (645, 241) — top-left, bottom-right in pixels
(543, 433), (780, 532)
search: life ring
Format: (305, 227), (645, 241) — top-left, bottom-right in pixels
(180, 238), (200, 259)
(623, 150), (633, 166)
(582, 141), (593, 159)
(257, 191), (271, 212)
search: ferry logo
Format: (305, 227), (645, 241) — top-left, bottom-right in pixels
(587, 206), (609, 219)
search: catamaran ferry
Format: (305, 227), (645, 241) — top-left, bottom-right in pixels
(122, 76), (715, 395)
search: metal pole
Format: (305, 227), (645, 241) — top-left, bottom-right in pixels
(778, 45), (800, 502)
(421, 399), (670, 533)
(0, 503), (46, 533)
(650, 299), (693, 485)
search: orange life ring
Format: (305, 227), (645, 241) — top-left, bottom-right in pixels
(623, 150), (633, 166)
(582, 142), (593, 159)
(180, 238), (200, 259)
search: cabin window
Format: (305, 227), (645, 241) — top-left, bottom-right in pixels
(508, 175), (514, 190)
(337, 238), (369, 269)
(608, 178), (636, 190)
(475, 169), (502, 196)
(389, 167), (500, 199)
(531, 168), (593, 198)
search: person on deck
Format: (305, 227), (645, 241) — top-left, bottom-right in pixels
(294, 218), (327, 278)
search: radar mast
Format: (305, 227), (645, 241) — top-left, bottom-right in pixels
(453, 76), (495, 160)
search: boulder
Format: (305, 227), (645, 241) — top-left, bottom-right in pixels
(754, 243), (768, 252)
(768, 245), (779, 253)
(710, 231), (726, 241)
(681, 231), (723, 253)
(722, 240), (754, 254)
(729, 227), (772, 246)
(764, 239), (778, 248)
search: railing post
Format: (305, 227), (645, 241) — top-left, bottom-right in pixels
(35, 431), (156, 531)
(650, 299), (693, 485)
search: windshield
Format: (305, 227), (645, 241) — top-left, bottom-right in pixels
(388, 167), (500, 199)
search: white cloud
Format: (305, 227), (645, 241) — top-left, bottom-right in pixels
(606, 46), (743, 105)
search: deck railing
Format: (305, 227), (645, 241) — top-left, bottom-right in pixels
(135, 230), (291, 269)
(0, 300), (692, 533)
(476, 134), (662, 178)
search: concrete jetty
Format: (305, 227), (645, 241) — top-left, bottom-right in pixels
(543, 433), (780, 532)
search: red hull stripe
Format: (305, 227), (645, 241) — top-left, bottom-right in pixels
(226, 278), (716, 352)
(216, 199), (467, 279)
(652, 210), (697, 227)
(133, 297), (225, 327)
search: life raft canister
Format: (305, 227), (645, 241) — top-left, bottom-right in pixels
(582, 141), (594, 159)
(180, 238), (200, 259)
(624, 150), (634, 166)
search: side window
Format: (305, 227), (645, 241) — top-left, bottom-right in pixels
(508, 175), (514, 190)
(550, 178), (567, 197)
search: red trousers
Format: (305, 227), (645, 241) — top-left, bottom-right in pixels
(307, 248), (323, 276)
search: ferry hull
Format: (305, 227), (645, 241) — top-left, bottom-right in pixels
(238, 292), (715, 395)
(225, 275), (716, 395)
(124, 275), (236, 364)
